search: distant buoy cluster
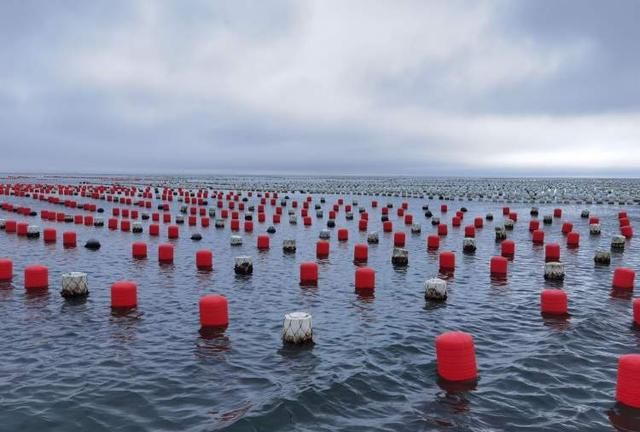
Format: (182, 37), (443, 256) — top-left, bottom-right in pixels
(1, 179), (639, 405)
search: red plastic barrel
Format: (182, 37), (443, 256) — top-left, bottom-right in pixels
(132, 242), (147, 259)
(0, 258), (13, 281)
(316, 240), (330, 258)
(196, 249), (213, 271)
(111, 280), (137, 308)
(24, 265), (48, 290)
(490, 256), (508, 276)
(616, 354), (640, 408)
(427, 235), (440, 250)
(354, 244), (368, 263)
(355, 267), (375, 291)
(540, 289), (568, 315)
(613, 268), (635, 290)
(439, 251), (455, 272)
(300, 262), (319, 285)
(199, 295), (228, 328)
(435, 332), (477, 382)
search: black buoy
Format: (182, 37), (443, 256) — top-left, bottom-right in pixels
(84, 239), (101, 250)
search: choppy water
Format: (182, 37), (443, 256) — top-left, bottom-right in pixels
(1, 176), (639, 431)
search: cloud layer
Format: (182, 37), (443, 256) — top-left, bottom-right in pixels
(1, 0), (639, 176)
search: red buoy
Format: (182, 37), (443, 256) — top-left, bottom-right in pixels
(404, 214), (413, 225)
(439, 251), (455, 272)
(438, 224), (448, 236)
(158, 243), (174, 264)
(490, 256), (508, 276)
(4, 220), (16, 233)
(394, 232), (406, 247)
(452, 216), (461, 227)
(501, 240), (515, 257)
(17, 222), (28, 237)
(634, 299), (640, 326)
(435, 331), (477, 382)
(303, 216), (312, 226)
(540, 289), (568, 315)
(616, 354), (640, 408)
(132, 242), (147, 259)
(529, 220), (540, 232)
(427, 234), (440, 250)
(0, 258), (13, 281)
(196, 249), (213, 271)
(62, 231), (76, 248)
(464, 226), (475, 238)
(355, 267), (375, 291)
(383, 221), (393, 233)
(566, 232), (580, 248)
(554, 208), (562, 218)
(257, 234), (269, 250)
(532, 230), (544, 245)
(244, 221), (253, 232)
(441, 204), (448, 213)
(621, 225), (634, 238)
(561, 222), (573, 234)
(111, 280), (137, 308)
(474, 217), (483, 229)
(199, 294), (228, 328)
(43, 228), (56, 243)
(338, 228), (349, 242)
(167, 225), (179, 239)
(24, 265), (48, 290)
(613, 268), (635, 290)
(120, 219), (131, 232)
(545, 243), (560, 262)
(354, 244), (368, 263)
(149, 223), (159, 236)
(358, 219), (368, 232)
(300, 262), (319, 285)
(316, 240), (330, 258)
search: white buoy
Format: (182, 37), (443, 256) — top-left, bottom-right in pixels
(132, 222), (143, 233)
(94, 217), (104, 227)
(230, 235), (243, 246)
(367, 231), (379, 244)
(463, 237), (476, 253)
(27, 225), (40, 239)
(215, 219), (225, 228)
(612, 235), (625, 250)
(391, 247), (408, 266)
(234, 256), (253, 275)
(283, 239), (296, 253)
(282, 311), (313, 344)
(289, 214), (297, 224)
(411, 223), (421, 233)
(589, 224), (601, 235)
(319, 229), (330, 239)
(495, 226), (507, 241)
(594, 250), (611, 265)
(61, 272), (88, 298)
(504, 219), (514, 230)
(544, 262), (565, 281)
(424, 277), (447, 301)
(0, 219), (5, 229)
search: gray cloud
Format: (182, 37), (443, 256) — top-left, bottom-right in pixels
(0, 0), (639, 176)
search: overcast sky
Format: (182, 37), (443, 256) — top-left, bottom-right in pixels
(1, 0), (639, 176)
